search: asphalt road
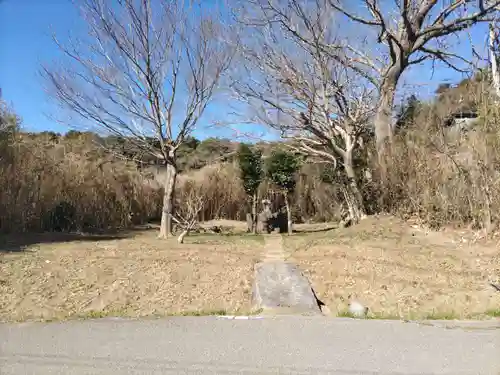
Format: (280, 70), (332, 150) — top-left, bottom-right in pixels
(1, 316), (499, 374)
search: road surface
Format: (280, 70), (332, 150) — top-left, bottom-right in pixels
(1, 316), (499, 374)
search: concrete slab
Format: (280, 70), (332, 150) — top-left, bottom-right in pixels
(251, 260), (322, 315)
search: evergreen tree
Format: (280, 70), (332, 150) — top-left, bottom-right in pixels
(395, 94), (421, 131)
(236, 143), (263, 233)
(265, 150), (301, 235)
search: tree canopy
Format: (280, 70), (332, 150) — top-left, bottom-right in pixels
(237, 143), (263, 197)
(265, 150), (301, 194)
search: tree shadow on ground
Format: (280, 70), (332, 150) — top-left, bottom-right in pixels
(292, 226), (337, 234)
(0, 225), (155, 254)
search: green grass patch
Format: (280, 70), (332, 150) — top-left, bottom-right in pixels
(337, 310), (356, 318)
(337, 309), (463, 321)
(367, 312), (403, 320)
(173, 309), (228, 317)
(74, 308), (131, 320)
(485, 309), (500, 318)
(336, 310), (366, 319)
(172, 308), (263, 317)
(63, 307), (264, 322)
(184, 232), (265, 244)
(421, 311), (459, 320)
(289, 229), (336, 237)
(337, 310), (404, 320)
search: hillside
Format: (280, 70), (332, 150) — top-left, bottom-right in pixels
(1, 72), (500, 235)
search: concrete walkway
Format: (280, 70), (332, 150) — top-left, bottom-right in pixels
(252, 234), (321, 315)
(262, 234), (286, 262)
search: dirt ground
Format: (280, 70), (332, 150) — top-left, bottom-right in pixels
(2, 216), (499, 322)
(0, 223), (262, 322)
(286, 215), (500, 319)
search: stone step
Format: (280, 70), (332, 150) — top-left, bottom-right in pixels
(251, 261), (322, 315)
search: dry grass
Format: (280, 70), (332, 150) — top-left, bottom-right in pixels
(383, 91), (500, 231)
(0, 133), (162, 234)
(2, 215), (499, 322)
(175, 160), (343, 223)
(286, 215), (500, 320)
(0, 223), (263, 322)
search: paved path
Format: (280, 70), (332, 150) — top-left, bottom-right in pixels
(262, 234), (286, 262)
(1, 316), (499, 374)
(254, 234), (321, 314)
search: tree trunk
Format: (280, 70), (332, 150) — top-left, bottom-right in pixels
(489, 23), (500, 100)
(374, 67), (403, 160)
(246, 213), (253, 233)
(177, 229), (188, 244)
(251, 192), (258, 234)
(159, 161), (178, 239)
(343, 151), (366, 224)
(284, 193), (293, 235)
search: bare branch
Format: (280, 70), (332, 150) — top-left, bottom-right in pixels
(174, 181), (205, 243)
(43, 0), (233, 163)
(43, 0), (234, 238)
(234, 0), (376, 168)
(325, 0), (500, 152)
(418, 46), (472, 73)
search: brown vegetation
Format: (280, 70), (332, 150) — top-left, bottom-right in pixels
(0, 227), (260, 322)
(0, 131), (161, 234)
(382, 78), (500, 230)
(2, 73), (500, 234)
(286, 216), (500, 319)
(3, 0), (500, 324)
(43, 0), (234, 239)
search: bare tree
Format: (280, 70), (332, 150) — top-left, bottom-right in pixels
(489, 22), (500, 99)
(0, 100), (19, 134)
(173, 180), (205, 243)
(243, 0), (500, 160)
(234, 0), (375, 223)
(329, 0), (500, 158)
(43, 0), (233, 238)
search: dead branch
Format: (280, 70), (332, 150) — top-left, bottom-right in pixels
(327, 0), (500, 149)
(234, 0), (374, 223)
(233, 21), (375, 166)
(43, 0), (234, 238)
(43, 0), (233, 162)
(243, 0), (500, 152)
(174, 182), (205, 244)
(329, 0), (500, 63)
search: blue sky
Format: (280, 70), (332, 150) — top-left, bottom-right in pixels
(0, 0), (82, 134)
(0, 0), (255, 139)
(0, 0), (491, 138)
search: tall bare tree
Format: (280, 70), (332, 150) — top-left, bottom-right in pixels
(244, 0), (500, 160)
(489, 22), (500, 99)
(43, 0), (233, 238)
(234, 0), (375, 222)
(329, 0), (500, 158)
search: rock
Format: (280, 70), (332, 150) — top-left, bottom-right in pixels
(348, 300), (368, 318)
(252, 261), (322, 315)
